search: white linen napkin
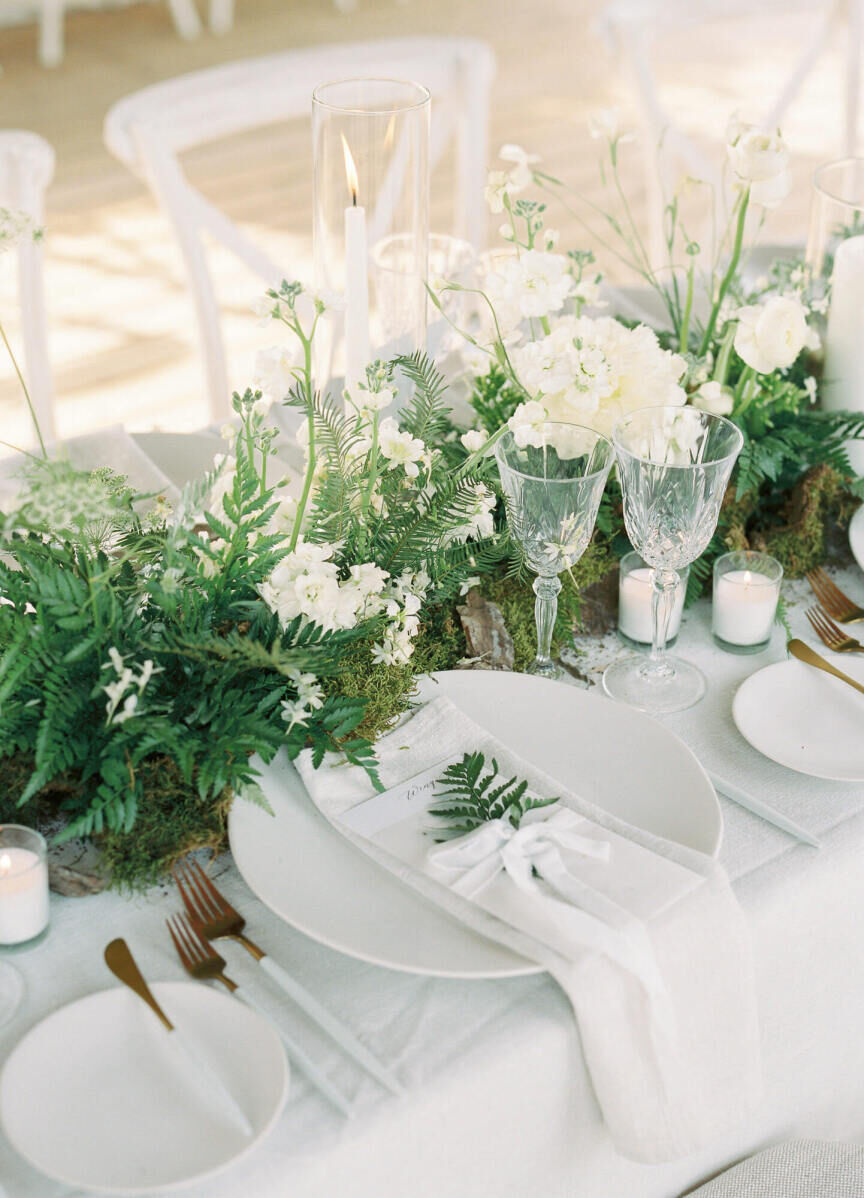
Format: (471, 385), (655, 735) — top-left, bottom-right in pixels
(296, 695), (761, 1163)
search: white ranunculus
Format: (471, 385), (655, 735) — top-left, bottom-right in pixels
(691, 380), (734, 416)
(726, 119), (790, 209)
(734, 296), (810, 374)
(460, 428), (488, 453)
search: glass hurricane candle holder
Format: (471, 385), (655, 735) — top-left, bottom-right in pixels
(495, 422), (614, 679)
(0, 824), (50, 1027)
(806, 157), (864, 281)
(618, 551), (689, 649)
(312, 78), (430, 402)
(712, 551), (782, 654)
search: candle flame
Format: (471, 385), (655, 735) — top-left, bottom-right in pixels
(0, 854), (10, 877)
(340, 133), (359, 206)
(742, 570), (753, 585)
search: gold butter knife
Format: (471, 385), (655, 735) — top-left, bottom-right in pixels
(104, 938), (252, 1136)
(788, 638), (864, 697)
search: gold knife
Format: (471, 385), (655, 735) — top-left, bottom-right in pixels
(788, 639), (864, 697)
(104, 938), (252, 1136)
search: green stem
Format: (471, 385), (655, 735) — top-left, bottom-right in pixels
(456, 424), (508, 480)
(288, 338), (316, 553)
(0, 319), (46, 458)
(679, 257), (695, 355)
(358, 413), (381, 553)
(712, 323), (737, 386)
(700, 188), (749, 356)
(734, 364), (755, 407)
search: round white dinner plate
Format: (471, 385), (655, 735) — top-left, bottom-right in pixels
(733, 651), (864, 780)
(850, 504), (864, 573)
(0, 983), (289, 1195)
(229, 670), (722, 979)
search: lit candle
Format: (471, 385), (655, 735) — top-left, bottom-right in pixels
(341, 133), (370, 407)
(822, 234), (864, 475)
(0, 831), (49, 946)
(713, 569), (779, 648)
(618, 558), (686, 645)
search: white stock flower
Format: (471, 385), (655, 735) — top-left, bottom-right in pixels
(484, 251), (574, 324)
(253, 345), (301, 398)
(268, 491), (300, 539)
(726, 117), (791, 208)
(691, 380), (734, 416)
(251, 295), (280, 326)
(377, 418), (426, 477)
(498, 143), (540, 189)
(460, 428), (488, 453)
(252, 395), (274, 418)
(485, 171), (517, 215)
(508, 400), (549, 449)
(589, 109), (628, 142)
(574, 274), (606, 308)
(447, 483), (496, 544)
(734, 296), (810, 373)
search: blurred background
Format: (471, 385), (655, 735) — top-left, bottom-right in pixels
(0, 0), (857, 447)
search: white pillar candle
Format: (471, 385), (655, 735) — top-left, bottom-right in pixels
(712, 570), (777, 647)
(822, 234), (864, 476)
(618, 566), (685, 644)
(0, 847), (49, 946)
(341, 133), (370, 407)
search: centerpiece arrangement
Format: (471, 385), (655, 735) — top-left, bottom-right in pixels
(1, 111), (862, 887)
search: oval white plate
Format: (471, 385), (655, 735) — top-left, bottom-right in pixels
(850, 505), (864, 573)
(0, 983), (289, 1195)
(229, 671), (722, 979)
(733, 652), (864, 781)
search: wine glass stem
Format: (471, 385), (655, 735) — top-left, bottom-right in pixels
(533, 574), (561, 670)
(644, 568), (678, 680)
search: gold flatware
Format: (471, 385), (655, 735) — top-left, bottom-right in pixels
(166, 913), (351, 1116)
(788, 638), (864, 696)
(806, 567), (864, 624)
(104, 937), (252, 1135)
(805, 606), (864, 654)
(174, 858), (402, 1096)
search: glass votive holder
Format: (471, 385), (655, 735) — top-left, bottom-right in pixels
(0, 825), (50, 948)
(617, 551), (688, 649)
(712, 551), (783, 654)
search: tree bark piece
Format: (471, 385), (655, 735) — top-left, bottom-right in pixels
(457, 589), (515, 671)
(573, 565), (620, 636)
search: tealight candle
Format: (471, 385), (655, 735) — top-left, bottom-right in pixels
(618, 551), (688, 647)
(0, 825), (49, 946)
(712, 551), (783, 654)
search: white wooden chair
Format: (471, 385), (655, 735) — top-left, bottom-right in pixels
(596, 0), (864, 262)
(0, 131), (55, 444)
(104, 37), (496, 421)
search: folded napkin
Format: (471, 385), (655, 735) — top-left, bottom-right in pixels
(297, 696), (761, 1163)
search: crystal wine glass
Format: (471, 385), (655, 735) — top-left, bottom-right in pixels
(495, 422), (614, 679)
(602, 405), (743, 713)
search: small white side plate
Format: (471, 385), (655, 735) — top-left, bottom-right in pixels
(229, 670), (722, 979)
(733, 652), (864, 781)
(850, 505), (864, 573)
(0, 982), (289, 1195)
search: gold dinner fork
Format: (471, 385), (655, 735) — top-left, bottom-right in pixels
(174, 858), (401, 1095)
(806, 567), (864, 624)
(805, 605), (864, 653)
(167, 912), (351, 1115)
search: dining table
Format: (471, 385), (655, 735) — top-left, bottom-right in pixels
(1, 429), (864, 1198)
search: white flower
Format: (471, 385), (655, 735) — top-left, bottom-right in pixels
(691, 380), (734, 416)
(542, 228), (559, 251)
(0, 208), (36, 254)
(220, 422), (235, 442)
(447, 483), (496, 544)
(252, 395), (274, 419)
(253, 345), (301, 398)
(508, 400), (549, 448)
(734, 296), (810, 373)
(378, 418), (426, 477)
(726, 117), (791, 208)
(498, 143), (540, 189)
(280, 670), (324, 731)
(460, 428), (488, 453)
(268, 491), (300, 539)
(485, 250), (574, 323)
(589, 109), (628, 142)
(484, 170), (518, 215)
(252, 294), (280, 326)
(805, 376), (818, 404)
(574, 274), (606, 308)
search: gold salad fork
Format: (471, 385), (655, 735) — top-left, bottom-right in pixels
(806, 567), (864, 623)
(806, 606), (864, 653)
(167, 912), (351, 1115)
(174, 859), (401, 1095)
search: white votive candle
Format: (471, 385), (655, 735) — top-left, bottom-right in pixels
(713, 570), (779, 648)
(618, 556), (686, 644)
(0, 829), (49, 946)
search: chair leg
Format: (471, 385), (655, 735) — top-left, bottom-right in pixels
(209, 0), (233, 34)
(166, 0), (203, 41)
(39, 0), (65, 68)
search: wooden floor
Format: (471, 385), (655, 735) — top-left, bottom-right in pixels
(0, 0), (857, 446)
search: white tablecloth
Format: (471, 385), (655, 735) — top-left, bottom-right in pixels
(2, 436), (864, 1197)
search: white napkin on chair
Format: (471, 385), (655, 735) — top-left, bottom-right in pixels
(297, 695), (761, 1163)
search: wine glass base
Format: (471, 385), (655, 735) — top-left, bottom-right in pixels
(526, 657), (564, 680)
(0, 961), (24, 1028)
(602, 654), (706, 714)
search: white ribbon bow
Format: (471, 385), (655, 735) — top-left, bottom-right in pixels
(427, 806), (611, 901)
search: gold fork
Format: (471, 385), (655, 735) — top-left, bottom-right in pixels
(806, 605), (864, 653)
(167, 912), (351, 1116)
(806, 567), (864, 623)
(174, 859), (401, 1095)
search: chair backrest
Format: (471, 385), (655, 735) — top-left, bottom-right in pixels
(0, 130), (55, 445)
(104, 37), (497, 421)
